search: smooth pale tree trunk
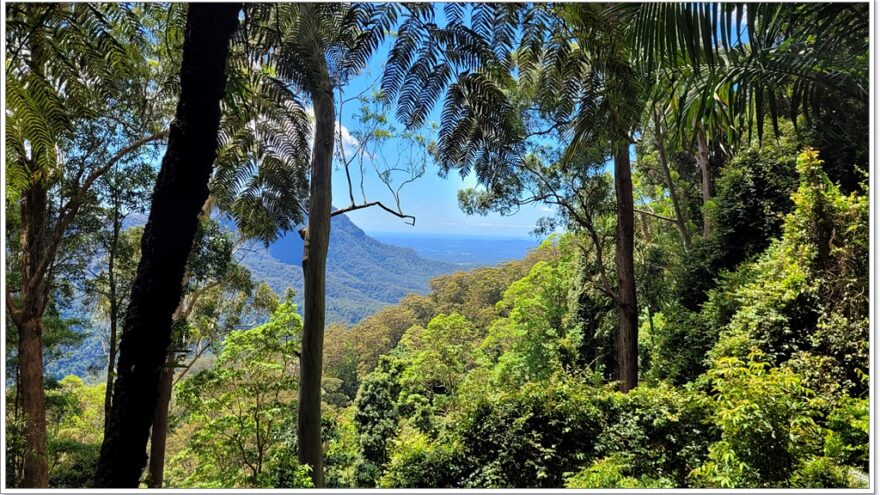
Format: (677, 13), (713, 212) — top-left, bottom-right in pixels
(613, 149), (638, 393)
(147, 352), (175, 487)
(95, 4), (241, 487)
(652, 111), (691, 250)
(298, 76), (335, 488)
(696, 125), (713, 237)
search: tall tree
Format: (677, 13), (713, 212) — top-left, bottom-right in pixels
(4, 4), (169, 486)
(246, 4), (416, 484)
(95, 4), (242, 487)
(396, 3), (644, 391)
(145, 12), (315, 480)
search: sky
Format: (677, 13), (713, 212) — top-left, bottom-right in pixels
(323, 9), (548, 240)
(328, 3), (752, 239)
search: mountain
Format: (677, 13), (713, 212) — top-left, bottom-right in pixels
(240, 213), (456, 324)
(44, 213), (532, 380)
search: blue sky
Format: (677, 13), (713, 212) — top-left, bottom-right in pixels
(325, 9), (547, 240)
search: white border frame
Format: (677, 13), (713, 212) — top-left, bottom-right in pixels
(0, 0), (876, 493)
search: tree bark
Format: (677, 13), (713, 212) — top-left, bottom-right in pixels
(13, 181), (51, 488)
(147, 352), (175, 488)
(652, 111), (691, 250)
(613, 149), (638, 393)
(696, 125), (713, 237)
(145, 199), (212, 488)
(95, 4), (241, 487)
(18, 315), (48, 487)
(297, 75), (335, 487)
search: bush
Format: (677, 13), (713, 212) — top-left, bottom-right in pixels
(691, 351), (821, 487)
(595, 384), (715, 486)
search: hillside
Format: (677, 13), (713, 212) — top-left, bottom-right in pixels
(241, 213), (457, 324)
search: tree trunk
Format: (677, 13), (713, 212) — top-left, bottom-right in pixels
(145, 198), (212, 488)
(12, 24), (52, 486)
(613, 149), (638, 393)
(652, 111), (690, 250)
(95, 5), (240, 487)
(696, 125), (713, 237)
(18, 316), (48, 487)
(147, 352), (175, 488)
(297, 77), (335, 487)
(14, 182), (50, 488)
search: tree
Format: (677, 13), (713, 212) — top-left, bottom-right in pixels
(403, 3), (643, 391)
(95, 4), (242, 486)
(169, 296), (309, 487)
(5, 4), (170, 486)
(82, 163), (154, 435)
(244, 4), (433, 484)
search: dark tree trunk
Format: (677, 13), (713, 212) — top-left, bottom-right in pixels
(614, 149), (638, 393)
(147, 353), (175, 488)
(696, 125), (713, 237)
(15, 183), (50, 488)
(297, 79), (335, 488)
(18, 316), (48, 487)
(95, 5), (241, 487)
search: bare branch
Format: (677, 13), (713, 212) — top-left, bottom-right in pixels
(635, 208), (678, 224)
(331, 201), (416, 225)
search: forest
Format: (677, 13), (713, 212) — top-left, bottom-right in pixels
(3, 2), (871, 490)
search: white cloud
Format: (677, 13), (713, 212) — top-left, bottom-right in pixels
(304, 106), (359, 157)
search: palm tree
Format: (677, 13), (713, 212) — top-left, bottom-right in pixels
(4, 4), (170, 486)
(95, 4), (242, 487)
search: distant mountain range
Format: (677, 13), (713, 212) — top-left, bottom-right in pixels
(370, 232), (540, 267)
(46, 211), (537, 380)
(239, 213), (457, 324)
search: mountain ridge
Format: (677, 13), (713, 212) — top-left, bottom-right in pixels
(241, 212), (456, 324)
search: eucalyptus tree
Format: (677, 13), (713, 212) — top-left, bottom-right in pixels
(4, 3), (173, 486)
(95, 4), (242, 487)
(241, 4), (428, 484)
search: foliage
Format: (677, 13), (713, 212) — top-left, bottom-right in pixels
(691, 351), (820, 487)
(674, 129), (800, 309)
(168, 297), (311, 488)
(3, 4), (870, 490)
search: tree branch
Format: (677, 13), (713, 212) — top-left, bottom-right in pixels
(331, 201), (416, 225)
(6, 288), (22, 326)
(31, 130), (169, 290)
(634, 208), (678, 224)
